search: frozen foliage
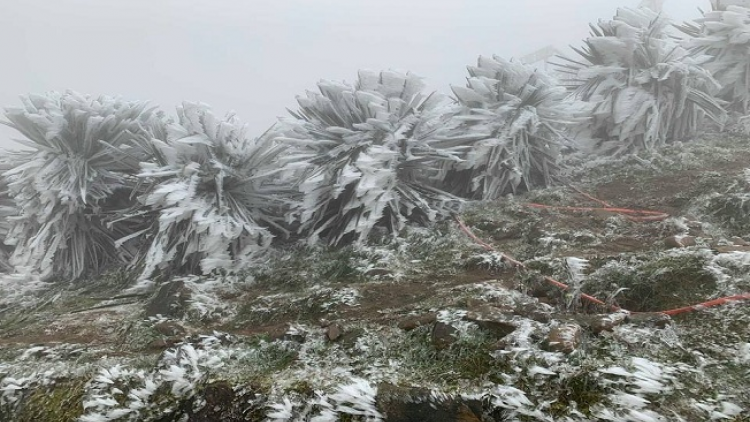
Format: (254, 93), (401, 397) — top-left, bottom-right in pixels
(266, 378), (382, 422)
(680, 4), (750, 115)
(1, 91), (164, 280)
(0, 158), (17, 272)
(595, 357), (678, 421)
(80, 337), (229, 422)
(557, 8), (726, 156)
(442, 55), (577, 199)
(129, 102), (292, 278)
(276, 70), (464, 246)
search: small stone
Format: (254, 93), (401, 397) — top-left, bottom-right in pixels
(326, 323), (343, 342)
(284, 332), (307, 343)
(665, 235), (696, 248)
(431, 322), (458, 350)
(730, 236), (750, 246)
(714, 245), (750, 253)
(513, 302), (553, 323)
(464, 305), (517, 338)
(364, 268), (392, 277)
(397, 313), (437, 331)
(665, 236), (681, 248)
(153, 321), (186, 337)
(267, 324), (306, 343)
(575, 312), (628, 334)
(147, 339), (169, 350)
(545, 323), (583, 354)
(627, 312), (672, 328)
(376, 383), (483, 422)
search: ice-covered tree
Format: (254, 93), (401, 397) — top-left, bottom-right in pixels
(276, 70), (465, 246)
(556, 7), (726, 155)
(439, 55), (576, 199)
(678, 3), (750, 115)
(128, 102), (293, 279)
(1, 91), (164, 280)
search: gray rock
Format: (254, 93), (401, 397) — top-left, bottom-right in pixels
(376, 383), (484, 422)
(574, 312), (628, 334)
(365, 268), (393, 277)
(326, 323), (344, 342)
(431, 322), (458, 350)
(545, 323), (583, 354)
(665, 235), (696, 248)
(397, 313), (437, 331)
(464, 305), (517, 338)
(513, 302), (553, 323)
(627, 312), (672, 328)
(730, 236), (750, 246)
(153, 321), (187, 337)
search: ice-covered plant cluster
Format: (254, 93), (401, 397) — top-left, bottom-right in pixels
(276, 70), (464, 246)
(0, 5), (749, 282)
(680, 3), (750, 115)
(442, 55), (578, 199)
(557, 7), (726, 156)
(1, 92), (163, 280)
(126, 102), (292, 279)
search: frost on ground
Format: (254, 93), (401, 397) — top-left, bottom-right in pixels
(0, 135), (750, 421)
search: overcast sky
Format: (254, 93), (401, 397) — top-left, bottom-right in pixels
(0, 0), (710, 150)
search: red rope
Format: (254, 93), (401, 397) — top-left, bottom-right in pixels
(454, 216), (622, 311)
(455, 214), (750, 316)
(525, 203), (670, 222)
(524, 185), (670, 221)
(660, 294), (750, 316)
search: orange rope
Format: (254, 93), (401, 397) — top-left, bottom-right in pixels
(455, 214), (750, 316)
(660, 294), (750, 316)
(525, 186), (670, 222)
(525, 203), (670, 221)
(454, 215), (622, 312)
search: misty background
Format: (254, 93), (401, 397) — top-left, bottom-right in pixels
(0, 0), (709, 150)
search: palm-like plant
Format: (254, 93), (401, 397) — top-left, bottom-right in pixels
(439, 55), (576, 199)
(1, 91), (164, 280)
(0, 158), (17, 273)
(556, 7), (726, 156)
(678, 4), (750, 115)
(128, 102), (293, 279)
(276, 70), (465, 246)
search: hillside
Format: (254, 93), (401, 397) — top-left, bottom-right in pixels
(1, 132), (749, 421)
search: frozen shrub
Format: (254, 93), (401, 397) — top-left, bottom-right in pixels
(679, 4), (750, 116)
(440, 55), (578, 199)
(129, 102), (294, 278)
(1, 91), (164, 280)
(557, 7), (726, 155)
(276, 70), (465, 246)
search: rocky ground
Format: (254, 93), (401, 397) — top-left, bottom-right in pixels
(1, 133), (750, 421)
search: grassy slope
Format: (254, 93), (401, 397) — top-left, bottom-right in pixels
(0, 133), (749, 421)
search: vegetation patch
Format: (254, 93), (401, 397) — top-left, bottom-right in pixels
(13, 378), (87, 422)
(585, 254), (717, 312)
